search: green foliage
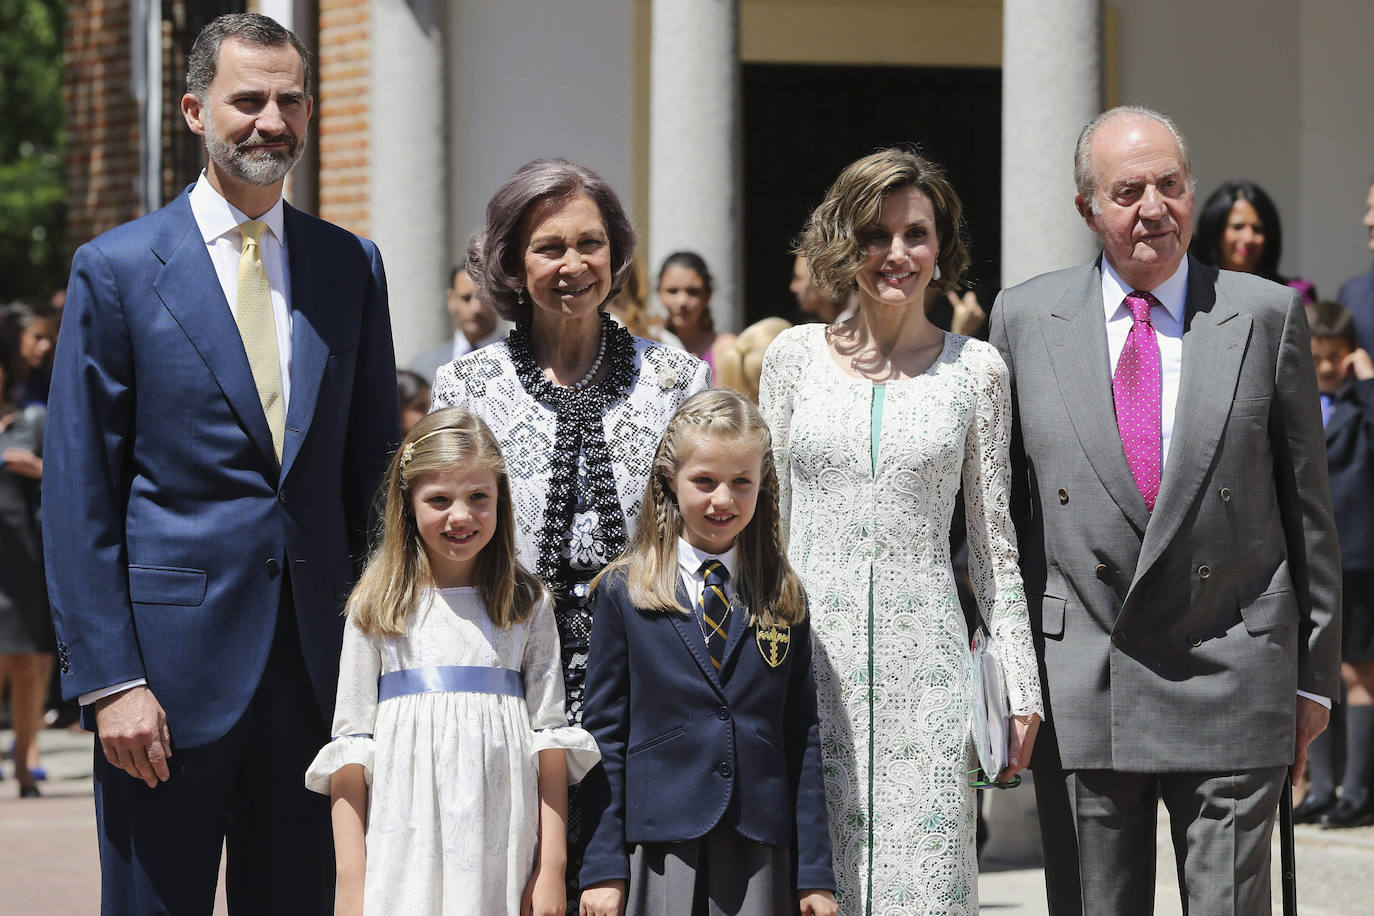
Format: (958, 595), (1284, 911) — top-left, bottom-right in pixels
(0, 0), (65, 303)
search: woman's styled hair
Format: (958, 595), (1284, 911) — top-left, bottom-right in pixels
(348, 408), (543, 636)
(1190, 179), (1286, 283)
(593, 389), (806, 625)
(715, 317), (792, 403)
(657, 250), (716, 334)
(799, 147), (970, 302)
(470, 158), (637, 324)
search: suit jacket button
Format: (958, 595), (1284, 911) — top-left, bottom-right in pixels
(1058, 488), (1069, 504)
(266, 557), (281, 577)
(278, 489), (287, 504)
(717, 706), (729, 721)
(1219, 487), (1232, 501)
(1095, 563), (1109, 580)
(1112, 631), (1126, 647)
(1198, 565), (1211, 579)
(717, 762), (732, 778)
(1188, 633), (1202, 647)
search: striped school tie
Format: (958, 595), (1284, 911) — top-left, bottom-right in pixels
(696, 560), (731, 670)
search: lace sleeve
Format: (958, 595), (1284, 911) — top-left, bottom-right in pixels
(961, 345), (1042, 716)
(758, 330), (807, 538)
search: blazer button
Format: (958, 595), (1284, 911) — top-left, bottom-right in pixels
(266, 557), (281, 577)
(1058, 488), (1069, 504)
(1198, 565), (1211, 579)
(278, 489), (287, 504)
(717, 762), (732, 778)
(717, 706), (730, 721)
(1219, 487), (1232, 502)
(1112, 631), (1126, 647)
(1095, 563), (1109, 580)
(1188, 633), (1202, 647)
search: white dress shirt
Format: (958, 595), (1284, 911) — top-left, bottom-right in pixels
(1100, 258), (1329, 709)
(1101, 258), (1186, 472)
(451, 328), (505, 362)
(80, 175), (294, 709)
(677, 538), (737, 611)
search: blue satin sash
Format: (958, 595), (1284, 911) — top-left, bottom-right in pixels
(377, 665), (524, 701)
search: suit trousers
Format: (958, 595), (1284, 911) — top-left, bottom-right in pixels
(93, 591), (333, 915)
(1035, 766), (1287, 916)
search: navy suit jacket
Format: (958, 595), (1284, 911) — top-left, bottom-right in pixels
(43, 189), (400, 748)
(1339, 269), (1374, 354)
(1325, 379), (1374, 571)
(578, 569), (833, 893)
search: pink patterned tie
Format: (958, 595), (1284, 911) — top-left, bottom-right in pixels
(1114, 291), (1162, 512)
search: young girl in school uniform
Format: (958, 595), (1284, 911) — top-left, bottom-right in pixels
(578, 389), (838, 916)
(305, 408), (600, 916)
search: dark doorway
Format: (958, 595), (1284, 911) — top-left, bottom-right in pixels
(741, 63), (1001, 327)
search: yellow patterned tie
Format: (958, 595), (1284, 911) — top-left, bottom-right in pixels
(235, 220), (284, 463)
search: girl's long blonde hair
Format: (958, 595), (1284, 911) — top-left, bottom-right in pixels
(348, 408), (544, 635)
(593, 389), (806, 625)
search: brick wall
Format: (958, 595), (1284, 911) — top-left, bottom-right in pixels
(317, 0), (370, 235)
(64, 0), (142, 250)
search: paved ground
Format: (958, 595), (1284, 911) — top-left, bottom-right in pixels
(4, 727), (1374, 914)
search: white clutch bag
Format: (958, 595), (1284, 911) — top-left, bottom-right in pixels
(969, 627), (1013, 785)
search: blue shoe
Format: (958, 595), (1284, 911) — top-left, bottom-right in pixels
(30, 765), (46, 781)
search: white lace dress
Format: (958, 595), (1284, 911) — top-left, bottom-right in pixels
(759, 324), (1042, 915)
(305, 588), (601, 915)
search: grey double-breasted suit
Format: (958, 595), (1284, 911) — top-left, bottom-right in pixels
(992, 255), (1340, 772)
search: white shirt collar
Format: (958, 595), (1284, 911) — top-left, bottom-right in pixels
(677, 537), (738, 581)
(1101, 256), (1188, 324)
(189, 171), (286, 248)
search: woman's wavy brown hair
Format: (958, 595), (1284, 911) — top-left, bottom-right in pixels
(798, 146), (970, 301)
(348, 408), (544, 636)
(592, 389), (806, 626)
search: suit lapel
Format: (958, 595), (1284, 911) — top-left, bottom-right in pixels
(1040, 262), (1151, 536)
(669, 582), (726, 693)
(151, 193), (277, 472)
(279, 204), (330, 481)
(1134, 262), (1250, 586)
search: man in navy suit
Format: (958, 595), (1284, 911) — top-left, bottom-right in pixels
(43, 13), (398, 913)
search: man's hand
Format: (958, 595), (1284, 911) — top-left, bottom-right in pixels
(1294, 695), (1330, 782)
(579, 880), (626, 916)
(95, 686), (172, 787)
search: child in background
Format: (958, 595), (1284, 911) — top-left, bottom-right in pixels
(578, 389), (836, 916)
(306, 408), (600, 914)
(715, 317), (792, 403)
(396, 369), (431, 435)
(1299, 301), (1374, 828)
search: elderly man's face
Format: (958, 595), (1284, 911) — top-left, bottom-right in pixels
(1076, 117), (1194, 291)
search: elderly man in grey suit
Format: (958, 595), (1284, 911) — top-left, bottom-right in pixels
(990, 105), (1340, 915)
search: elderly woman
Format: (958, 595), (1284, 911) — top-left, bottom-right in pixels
(430, 158), (708, 901)
(1190, 179), (1317, 302)
(758, 148), (1041, 915)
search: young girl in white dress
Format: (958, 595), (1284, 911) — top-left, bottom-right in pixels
(306, 408), (601, 915)
(578, 389), (837, 916)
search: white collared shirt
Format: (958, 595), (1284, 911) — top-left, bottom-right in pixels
(1101, 257), (1187, 471)
(451, 328), (505, 362)
(189, 172), (294, 411)
(677, 538), (737, 610)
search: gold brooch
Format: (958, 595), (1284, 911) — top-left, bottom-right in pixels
(756, 624), (790, 668)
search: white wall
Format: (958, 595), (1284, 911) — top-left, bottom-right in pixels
(446, 0), (637, 278)
(1108, 0), (1374, 296)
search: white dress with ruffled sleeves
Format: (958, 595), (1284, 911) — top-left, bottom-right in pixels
(306, 587), (600, 915)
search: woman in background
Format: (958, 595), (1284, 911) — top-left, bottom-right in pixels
(658, 251), (736, 377)
(1191, 179), (1317, 302)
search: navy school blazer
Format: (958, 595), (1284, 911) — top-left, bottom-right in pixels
(578, 568), (834, 892)
(1325, 378), (1374, 571)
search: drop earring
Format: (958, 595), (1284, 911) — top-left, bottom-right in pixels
(934, 263), (943, 281)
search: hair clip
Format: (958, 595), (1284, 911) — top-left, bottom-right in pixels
(399, 428), (451, 471)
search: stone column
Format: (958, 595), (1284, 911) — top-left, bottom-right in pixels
(1001, 0), (1102, 288)
(370, 0), (449, 364)
(648, 0), (742, 333)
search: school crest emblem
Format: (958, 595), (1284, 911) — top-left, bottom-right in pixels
(756, 624), (790, 668)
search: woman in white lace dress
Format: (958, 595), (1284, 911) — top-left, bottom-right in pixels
(430, 160), (708, 907)
(759, 149), (1042, 915)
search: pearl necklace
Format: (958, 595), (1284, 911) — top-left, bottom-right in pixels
(564, 325), (607, 391)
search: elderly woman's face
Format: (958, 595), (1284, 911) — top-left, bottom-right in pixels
(521, 193), (613, 324)
(855, 186), (939, 311)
